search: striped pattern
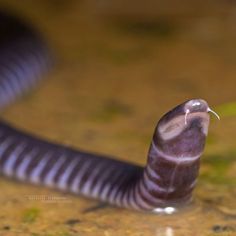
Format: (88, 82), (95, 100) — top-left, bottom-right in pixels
(0, 123), (143, 206)
(0, 120), (200, 211)
(0, 11), (210, 212)
(0, 12), (51, 109)
(0, 41), (50, 108)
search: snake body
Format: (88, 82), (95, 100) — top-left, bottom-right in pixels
(0, 12), (211, 213)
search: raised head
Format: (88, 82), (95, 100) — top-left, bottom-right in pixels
(154, 99), (213, 158)
(144, 99), (219, 212)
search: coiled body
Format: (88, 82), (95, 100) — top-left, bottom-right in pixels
(0, 11), (211, 212)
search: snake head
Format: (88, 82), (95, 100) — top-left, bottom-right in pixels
(154, 99), (211, 158)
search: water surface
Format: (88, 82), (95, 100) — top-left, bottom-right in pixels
(0, 1), (235, 235)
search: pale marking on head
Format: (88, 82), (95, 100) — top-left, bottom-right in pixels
(158, 112), (209, 141)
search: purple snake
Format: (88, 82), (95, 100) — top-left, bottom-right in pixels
(0, 11), (218, 213)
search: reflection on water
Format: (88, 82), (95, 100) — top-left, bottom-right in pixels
(156, 227), (174, 236)
(153, 207), (176, 215)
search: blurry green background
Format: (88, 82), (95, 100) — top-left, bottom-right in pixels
(0, 1), (235, 236)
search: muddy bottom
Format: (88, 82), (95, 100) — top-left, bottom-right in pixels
(0, 1), (235, 235)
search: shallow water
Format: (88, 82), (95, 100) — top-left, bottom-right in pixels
(0, 1), (236, 235)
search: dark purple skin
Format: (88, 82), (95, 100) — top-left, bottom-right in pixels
(0, 11), (211, 213)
